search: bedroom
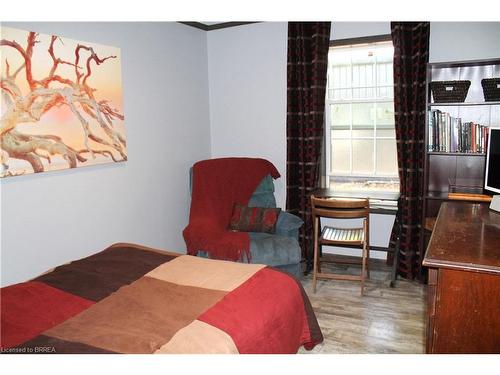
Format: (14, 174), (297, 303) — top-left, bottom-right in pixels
(1, 0), (499, 372)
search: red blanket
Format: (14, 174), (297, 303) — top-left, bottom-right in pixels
(183, 158), (280, 261)
(199, 267), (319, 353)
(1, 282), (94, 348)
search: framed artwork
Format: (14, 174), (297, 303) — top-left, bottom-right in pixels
(0, 26), (126, 178)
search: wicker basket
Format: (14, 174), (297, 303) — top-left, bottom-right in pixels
(430, 80), (471, 103)
(481, 78), (500, 102)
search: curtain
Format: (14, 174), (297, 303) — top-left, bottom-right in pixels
(390, 22), (430, 280)
(286, 22), (331, 267)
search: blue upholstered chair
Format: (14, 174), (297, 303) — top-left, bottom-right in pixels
(189, 172), (304, 278)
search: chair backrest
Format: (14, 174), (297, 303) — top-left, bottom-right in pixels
(310, 195), (369, 220)
(189, 168), (277, 208)
(248, 175), (277, 208)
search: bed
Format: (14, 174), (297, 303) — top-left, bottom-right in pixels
(1, 243), (322, 354)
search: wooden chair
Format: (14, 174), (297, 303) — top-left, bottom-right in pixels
(310, 195), (370, 296)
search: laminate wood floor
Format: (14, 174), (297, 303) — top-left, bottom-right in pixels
(298, 258), (426, 354)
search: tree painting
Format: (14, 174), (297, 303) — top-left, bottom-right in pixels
(0, 27), (126, 178)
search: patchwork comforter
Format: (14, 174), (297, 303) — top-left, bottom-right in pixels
(1, 243), (322, 354)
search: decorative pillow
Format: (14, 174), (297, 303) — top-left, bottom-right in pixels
(229, 204), (281, 234)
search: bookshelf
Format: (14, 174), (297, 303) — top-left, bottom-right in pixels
(421, 58), (500, 261)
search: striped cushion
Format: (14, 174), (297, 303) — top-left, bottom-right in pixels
(229, 204), (281, 234)
(321, 226), (364, 242)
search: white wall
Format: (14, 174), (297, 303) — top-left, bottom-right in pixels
(0, 22), (211, 286)
(430, 22), (500, 62)
(207, 22), (288, 207)
(331, 22), (390, 40)
(331, 21), (500, 63)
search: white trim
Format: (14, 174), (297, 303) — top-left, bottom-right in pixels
(325, 40), (398, 183)
(326, 98), (393, 105)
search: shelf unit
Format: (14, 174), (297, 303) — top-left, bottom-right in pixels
(427, 151), (486, 156)
(420, 58), (500, 266)
(428, 101), (500, 107)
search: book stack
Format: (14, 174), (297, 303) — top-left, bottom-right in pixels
(428, 110), (489, 153)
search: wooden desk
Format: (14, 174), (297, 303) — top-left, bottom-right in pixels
(311, 189), (401, 287)
(422, 202), (500, 353)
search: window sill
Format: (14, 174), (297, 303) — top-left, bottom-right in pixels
(328, 178), (400, 194)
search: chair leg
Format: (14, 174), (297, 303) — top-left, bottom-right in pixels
(366, 217), (370, 280)
(317, 244), (322, 273)
(312, 217), (319, 294)
(360, 242), (367, 296)
(366, 244), (370, 279)
(317, 217), (322, 274)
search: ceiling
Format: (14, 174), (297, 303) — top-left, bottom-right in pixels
(180, 21), (259, 31)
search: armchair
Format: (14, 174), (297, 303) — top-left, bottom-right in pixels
(187, 164), (303, 278)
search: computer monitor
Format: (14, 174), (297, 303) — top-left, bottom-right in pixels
(485, 128), (500, 194)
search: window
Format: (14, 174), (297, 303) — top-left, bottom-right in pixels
(325, 39), (399, 192)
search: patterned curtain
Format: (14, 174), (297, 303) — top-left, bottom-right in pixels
(286, 22), (331, 267)
(390, 22), (430, 280)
